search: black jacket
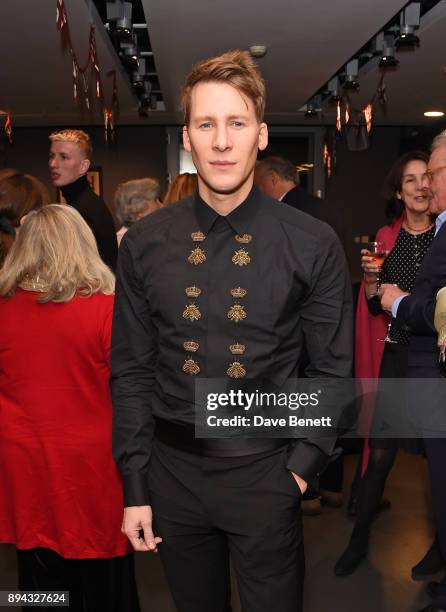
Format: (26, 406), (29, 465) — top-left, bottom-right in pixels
(61, 175), (118, 271)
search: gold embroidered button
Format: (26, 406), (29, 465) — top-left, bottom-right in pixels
(227, 361), (246, 378)
(235, 233), (252, 244)
(188, 247), (206, 265)
(183, 340), (199, 352)
(183, 304), (201, 322)
(185, 285), (202, 298)
(227, 304), (247, 323)
(191, 231), (206, 242)
(232, 249), (251, 266)
(229, 342), (245, 355)
(182, 358), (201, 375)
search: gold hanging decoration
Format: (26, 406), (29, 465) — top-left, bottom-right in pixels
(229, 343), (245, 355)
(191, 231), (206, 242)
(185, 286), (202, 298)
(183, 340), (199, 353)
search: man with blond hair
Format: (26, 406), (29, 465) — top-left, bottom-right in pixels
(381, 131), (446, 612)
(111, 50), (352, 611)
(49, 129), (118, 270)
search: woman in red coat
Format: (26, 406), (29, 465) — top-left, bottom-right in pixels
(0, 205), (139, 611)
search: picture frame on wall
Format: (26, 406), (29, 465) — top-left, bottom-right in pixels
(57, 166), (103, 202)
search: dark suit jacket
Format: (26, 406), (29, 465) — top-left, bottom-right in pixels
(282, 186), (345, 247)
(61, 175), (118, 271)
(395, 221), (446, 376)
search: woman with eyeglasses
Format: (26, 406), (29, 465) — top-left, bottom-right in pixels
(335, 150), (435, 576)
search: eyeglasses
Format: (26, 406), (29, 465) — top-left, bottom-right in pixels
(425, 165), (446, 182)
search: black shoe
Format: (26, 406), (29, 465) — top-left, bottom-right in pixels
(412, 541), (445, 581)
(334, 537), (368, 576)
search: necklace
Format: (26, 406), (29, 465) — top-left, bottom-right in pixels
(403, 221), (434, 234)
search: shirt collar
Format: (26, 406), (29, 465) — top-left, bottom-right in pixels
(193, 185), (262, 235)
(435, 209), (446, 234)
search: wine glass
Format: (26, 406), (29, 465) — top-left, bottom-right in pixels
(364, 241), (396, 343)
(364, 241), (387, 290)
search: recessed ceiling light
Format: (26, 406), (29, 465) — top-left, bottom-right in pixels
(424, 111), (444, 117)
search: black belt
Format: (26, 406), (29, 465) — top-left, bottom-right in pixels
(154, 417), (289, 457)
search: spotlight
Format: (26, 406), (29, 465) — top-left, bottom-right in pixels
(343, 60), (359, 91)
(379, 54), (399, 68)
(343, 75), (360, 91)
(328, 77), (341, 104)
(304, 103), (318, 118)
(396, 3), (421, 49)
(395, 28), (420, 48)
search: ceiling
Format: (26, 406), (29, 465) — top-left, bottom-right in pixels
(1, 0), (445, 127)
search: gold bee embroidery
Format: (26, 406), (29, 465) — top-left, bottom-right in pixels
(235, 233), (252, 244)
(183, 304), (201, 322)
(227, 361), (246, 378)
(191, 231), (206, 242)
(227, 304), (247, 323)
(232, 249), (251, 267)
(188, 247), (206, 266)
(182, 358), (201, 376)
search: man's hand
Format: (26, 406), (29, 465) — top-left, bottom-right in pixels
(122, 505), (162, 552)
(291, 472), (308, 495)
(379, 283), (408, 314)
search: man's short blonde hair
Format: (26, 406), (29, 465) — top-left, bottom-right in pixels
(49, 129), (93, 159)
(181, 50), (266, 125)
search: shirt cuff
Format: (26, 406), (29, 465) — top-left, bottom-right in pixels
(391, 295), (406, 319)
(122, 472), (151, 507)
(285, 441), (330, 484)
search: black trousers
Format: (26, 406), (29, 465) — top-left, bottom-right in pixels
(149, 440), (305, 612)
(16, 548), (139, 612)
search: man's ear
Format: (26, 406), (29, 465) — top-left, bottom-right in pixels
(80, 158), (91, 175)
(258, 122), (268, 152)
(183, 126), (191, 152)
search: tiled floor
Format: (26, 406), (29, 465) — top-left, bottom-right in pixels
(0, 453), (440, 611)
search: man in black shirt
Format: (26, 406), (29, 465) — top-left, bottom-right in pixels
(49, 129), (118, 270)
(111, 50), (352, 612)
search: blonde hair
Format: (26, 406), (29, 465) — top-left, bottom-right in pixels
(0, 204), (114, 302)
(163, 173), (198, 206)
(181, 50), (266, 125)
(114, 177), (160, 226)
(49, 129), (93, 159)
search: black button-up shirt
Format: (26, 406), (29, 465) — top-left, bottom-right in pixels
(111, 186), (353, 506)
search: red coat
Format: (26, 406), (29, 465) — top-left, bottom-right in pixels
(0, 290), (131, 559)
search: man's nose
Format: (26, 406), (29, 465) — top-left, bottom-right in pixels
(49, 158), (57, 168)
(212, 125), (231, 151)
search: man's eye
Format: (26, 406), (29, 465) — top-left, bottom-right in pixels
(231, 121), (244, 128)
(199, 123), (212, 129)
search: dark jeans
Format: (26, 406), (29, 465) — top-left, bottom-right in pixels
(16, 548), (139, 612)
(149, 439), (305, 612)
